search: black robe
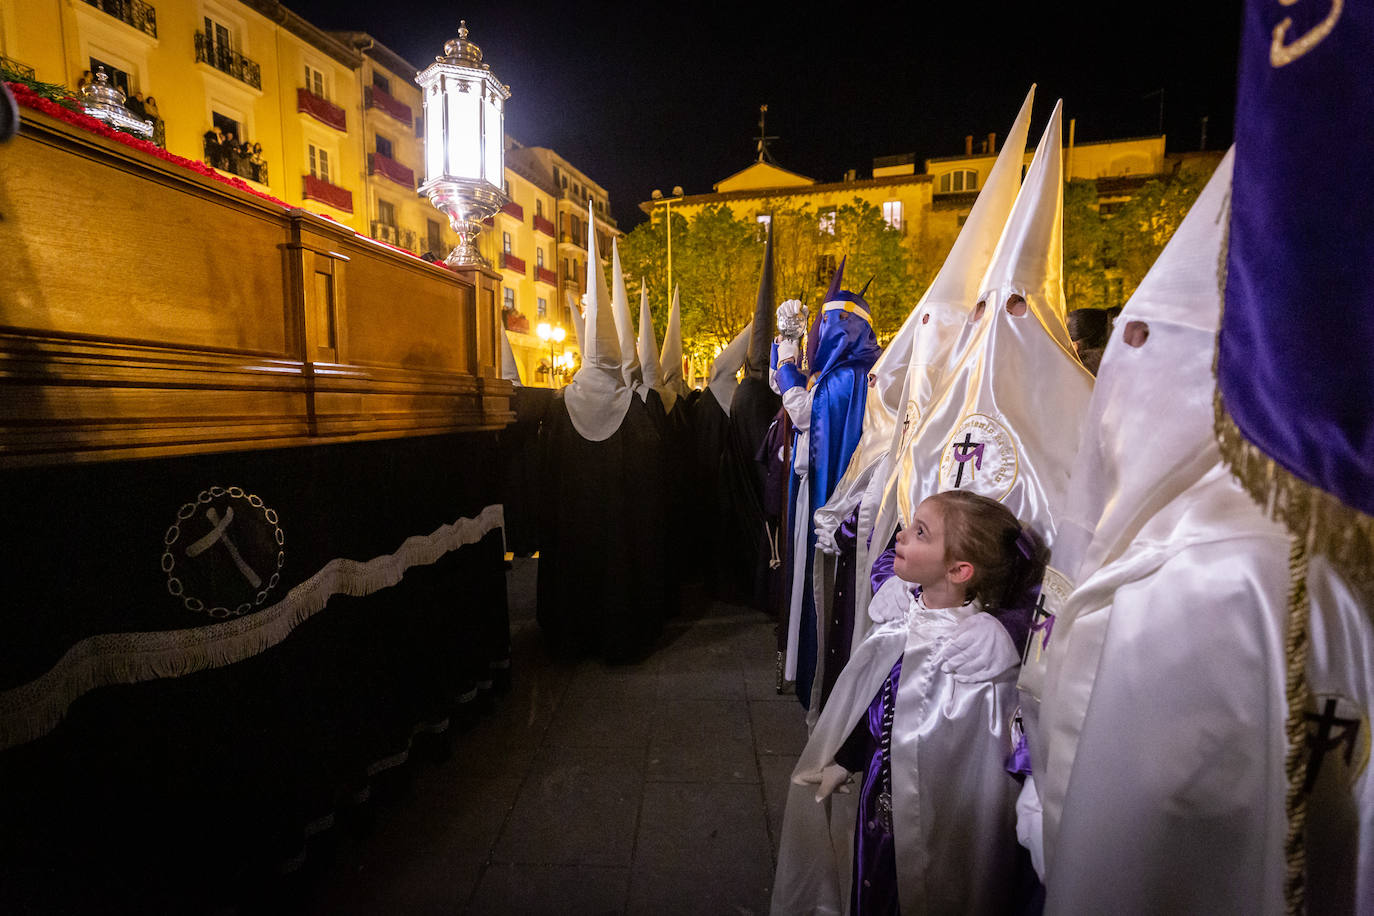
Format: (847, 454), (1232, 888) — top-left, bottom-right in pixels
(535, 392), (668, 662)
(497, 386), (554, 557)
(714, 376), (780, 611)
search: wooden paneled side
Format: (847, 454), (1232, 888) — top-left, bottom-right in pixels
(0, 110), (511, 467)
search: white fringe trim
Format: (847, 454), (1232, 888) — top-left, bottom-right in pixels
(0, 504), (506, 752)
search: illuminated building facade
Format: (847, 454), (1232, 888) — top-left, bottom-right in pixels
(1, 0), (613, 386)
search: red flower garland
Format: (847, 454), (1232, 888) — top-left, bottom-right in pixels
(6, 81), (455, 273)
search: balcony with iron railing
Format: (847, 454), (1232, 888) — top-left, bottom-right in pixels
(80, 0), (157, 38)
(370, 222), (418, 252)
(297, 87), (346, 132)
(500, 201), (524, 221)
(500, 252), (526, 274)
(303, 173), (353, 213)
(368, 152), (414, 190)
(535, 266), (557, 286)
(533, 214), (556, 237)
(364, 85), (411, 126)
(0, 55), (36, 81)
(194, 33), (261, 90)
(203, 135), (267, 184)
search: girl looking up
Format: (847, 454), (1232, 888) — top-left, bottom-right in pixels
(772, 490), (1044, 916)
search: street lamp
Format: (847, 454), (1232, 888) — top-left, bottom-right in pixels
(649, 185), (685, 295)
(536, 322), (566, 387)
(416, 20), (509, 268)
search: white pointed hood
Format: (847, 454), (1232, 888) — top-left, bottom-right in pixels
(659, 285), (688, 401)
(976, 100), (1072, 350)
(873, 101), (1091, 607)
(610, 237), (642, 390)
(817, 86), (1035, 545)
(565, 289), (586, 356)
(636, 285), (663, 402)
(500, 328), (523, 387)
(1055, 147), (1238, 586)
(563, 204), (633, 441)
(707, 322), (751, 416)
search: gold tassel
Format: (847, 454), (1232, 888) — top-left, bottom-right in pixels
(1282, 532), (1311, 916)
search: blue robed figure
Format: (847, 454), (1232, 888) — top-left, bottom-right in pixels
(775, 259), (882, 712)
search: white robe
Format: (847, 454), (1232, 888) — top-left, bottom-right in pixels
(782, 383), (814, 686)
(772, 580), (1022, 915)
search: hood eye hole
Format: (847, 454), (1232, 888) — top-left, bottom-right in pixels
(921, 313), (930, 325)
(1005, 295), (1027, 316)
(1123, 321), (1150, 348)
(972, 300), (986, 321)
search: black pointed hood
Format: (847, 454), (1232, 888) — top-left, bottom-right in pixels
(744, 218), (776, 379)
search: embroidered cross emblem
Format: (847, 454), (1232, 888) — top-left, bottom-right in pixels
(1024, 592), (1055, 663)
(1303, 698), (1362, 793)
(951, 432), (985, 487)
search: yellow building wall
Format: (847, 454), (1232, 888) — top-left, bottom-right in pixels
(9, 0), (368, 232)
(651, 179), (933, 245)
(8, 2), (608, 388)
(360, 53), (433, 254)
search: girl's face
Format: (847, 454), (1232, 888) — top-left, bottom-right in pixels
(893, 498), (949, 588)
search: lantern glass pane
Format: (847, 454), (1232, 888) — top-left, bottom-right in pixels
(483, 90), (503, 185)
(446, 80), (481, 180)
(423, 81), (443, 181)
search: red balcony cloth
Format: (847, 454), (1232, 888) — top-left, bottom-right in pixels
(505, 312), (530, 333)
(367, 85), (412, 125)
(303, 173), (354, 213)
(533, 214), (556, 237)
(536, 266), (557, 285)
(369, 152), (414, 189)
(501, 201), (524, 220)
(297, 88), (346, 131)
(501, 252), (526, 273)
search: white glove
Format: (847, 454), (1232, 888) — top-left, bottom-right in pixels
(776, 298), (807, 328)
(935, 612), (1019, 683)
(1016, 776), (1046, 880)
(867, 576), (912, 625)
(814, 510), (840, 555)
(776, 336), (799, 365)
(812, 763), (854, 803)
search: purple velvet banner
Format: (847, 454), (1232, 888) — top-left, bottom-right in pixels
(1220, 1), (1374, 514)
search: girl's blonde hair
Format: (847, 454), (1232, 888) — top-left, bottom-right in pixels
(925, 490), (1046, 610)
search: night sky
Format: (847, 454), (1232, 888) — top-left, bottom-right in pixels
(280, 1), (1245, 231)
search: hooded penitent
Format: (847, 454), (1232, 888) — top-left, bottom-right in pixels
(1029, 144), (1373, 914)
(562, 202), (633, 442)
(565, 289), (586, 357)
(777, 257), (882, 711)
(659, 285), (688, 400)
(712, 223), (784, 609)
(810, 86), (1035, 697)
(536, 204), (667, 661)
(868, 101), (1090, 639)
(637, 286), (665, 405)
(610, 238), (642, 393)
(706, 322), (750, 415)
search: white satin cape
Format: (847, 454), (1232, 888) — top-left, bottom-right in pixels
(772, 580), (1021, 915)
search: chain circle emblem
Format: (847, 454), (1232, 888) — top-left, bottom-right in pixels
(162, 486), (285, 618)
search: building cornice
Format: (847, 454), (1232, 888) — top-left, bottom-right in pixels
(638, 172), (931, 216)
(238, 0), (362, 69)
